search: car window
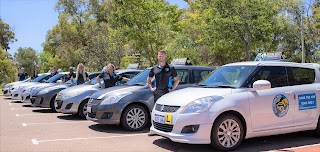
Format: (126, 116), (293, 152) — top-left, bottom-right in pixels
(249, 66), (288, 88)
(287, 67), (315, 85)
(193, 70), (213, 83)
(122, 72), (140, 79)
(201, 66), (256, 88)
(176, 69), (189, 84)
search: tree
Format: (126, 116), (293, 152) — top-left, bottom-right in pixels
(0, 47), (17, 84)
(0, 19), (17, 58)
(14, 47), (38, 76)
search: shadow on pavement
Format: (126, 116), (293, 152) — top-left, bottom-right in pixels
(10, 101), (22, 103)
(22, 105), (32, 107)
(57, 114), (85, 121)
(88, 124), (150, 134)
(153, 131), (320, 152)
(32, 109), (56, 113)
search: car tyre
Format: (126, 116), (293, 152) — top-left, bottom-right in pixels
(121, 104), (149, 131)
(79, 100), (89, 119)
(210, 114), (244, 151)
(50, 95), (57, 113)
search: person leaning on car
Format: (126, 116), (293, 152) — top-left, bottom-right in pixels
(50, 66), (59, 76)
(71, 63), (88, 85)
(66, 66), (75, 81)
(18, 67), (28, 81)
(96, 63), (130, 89)
(147, 50), (180, 103)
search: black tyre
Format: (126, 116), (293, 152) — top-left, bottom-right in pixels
(210, 114), (244, 151)
(121, 104), (149, 131)
(50, 95), (57, 112)
(78, 100), (89, 119)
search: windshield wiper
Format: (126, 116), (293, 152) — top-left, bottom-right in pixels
(214, 85), (236, 88)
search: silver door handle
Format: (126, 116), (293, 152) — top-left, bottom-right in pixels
(285, 91), (294, 95)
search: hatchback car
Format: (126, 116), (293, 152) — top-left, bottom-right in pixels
(150, 61), (320, 151)
(55, 69), (142, 117)
(87, 65), (216, 131)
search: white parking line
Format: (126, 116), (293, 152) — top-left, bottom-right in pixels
(282, 143), (320, 150)
(31, 133), (148, 145)
(16, 114), (48, 117)
(11, 108), (30, 110)
(21, 121), (90, 126)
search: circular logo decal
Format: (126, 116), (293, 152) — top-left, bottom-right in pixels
(272, 94), (289, 117)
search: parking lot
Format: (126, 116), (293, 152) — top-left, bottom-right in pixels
(1, 95), (320, 152)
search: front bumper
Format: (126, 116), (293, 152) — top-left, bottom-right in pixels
(150, 110), (213, 144)
(31, 95), (52, 108)
(86, 103), (122, 125)
(55, 97), (81, 114)
(21, 92), (31, 103)
(10, 90), (22, 100)
(3, 88), (10, 96)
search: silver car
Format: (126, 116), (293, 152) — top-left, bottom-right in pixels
(55, 69), (142, 118)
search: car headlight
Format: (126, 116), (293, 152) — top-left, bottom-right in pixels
(38, 88), (56, 95)
(180, 96), (223, 114)
(100, 92), (132, 105)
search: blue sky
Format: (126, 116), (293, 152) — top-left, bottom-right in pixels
(0, 0), (188, 56)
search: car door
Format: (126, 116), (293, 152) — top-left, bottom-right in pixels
(287, 67), (320, 126)
(248, 66), (295, 132)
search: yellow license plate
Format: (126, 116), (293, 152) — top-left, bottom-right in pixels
(165, 114), (173, 124)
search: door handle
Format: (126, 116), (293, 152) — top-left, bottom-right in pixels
(285, 91), (294, 95)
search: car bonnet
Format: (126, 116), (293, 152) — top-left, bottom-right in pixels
(156, 87), (233, 106)
(91, 86), (144, 100)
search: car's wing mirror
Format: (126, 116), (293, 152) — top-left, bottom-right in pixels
(252, 80), (271, 91)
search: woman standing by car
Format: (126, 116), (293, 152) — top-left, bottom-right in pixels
(71, 63), (89, 85)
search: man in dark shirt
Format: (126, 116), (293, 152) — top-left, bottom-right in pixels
(18, 67), (28, 81)
(96, 63), (130, 89)
(66, 66), (75, 81)
(147, 50), (180, 103)
(51, 66), (59, 76)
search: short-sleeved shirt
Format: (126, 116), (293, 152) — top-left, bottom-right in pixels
(51, 71), (58, 77)
(149, 63), (177, 92)
(77, 72), (88, 85)
(66, 72), (75, 81)
(18, 72), (28, 81)
(99, 72), (123, 88)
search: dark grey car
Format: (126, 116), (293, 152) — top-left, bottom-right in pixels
(87, 65), (216, 131)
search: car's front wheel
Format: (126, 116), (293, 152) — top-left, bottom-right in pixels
(210, 114), (244, 151)
(79, 100), (89, 119)
(315, 116), (320, 136)
(50, 95), (57, 112)
(121, 104), (149, 131)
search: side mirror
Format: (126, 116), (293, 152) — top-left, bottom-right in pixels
(252, 80), (271, 91)
(57, 80), (63, 84)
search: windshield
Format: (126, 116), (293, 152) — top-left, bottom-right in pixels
(46, 73), (64, 83)
(200, 66), (256, 88)
(127, 69), (150, 86)
(32, 74), (49, 82)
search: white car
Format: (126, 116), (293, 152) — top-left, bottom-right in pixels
(151, 61), (320, 151)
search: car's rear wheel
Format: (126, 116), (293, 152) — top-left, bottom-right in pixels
(121, 104), (149, 131)
(210, 114), (244, 151)
(50, 95), (57, 112)
(79, 100), (89, 119)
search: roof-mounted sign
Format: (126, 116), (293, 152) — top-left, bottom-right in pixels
(171, 58), (192, 65)
(254, 52), (284, 61)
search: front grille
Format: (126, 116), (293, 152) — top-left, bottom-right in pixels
(153, 121), (173, 132)
(56, 100), (63, 109)
(4, 90), (8, 94)
(155, 104), (180, 113)
(26, 96), (30, 99)
(88, 99), (102, 105)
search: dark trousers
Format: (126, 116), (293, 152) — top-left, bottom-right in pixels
(154, 89), (169, 103)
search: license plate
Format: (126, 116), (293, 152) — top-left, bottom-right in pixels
(87, 106), (92, 113)
(56, 93), (61, 100)
(154, 114), (173, 124)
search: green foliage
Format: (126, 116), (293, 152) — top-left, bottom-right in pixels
(0, 47), (17, 84)
(14, 47), (38, 75)
(0, 18), (17, 56)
